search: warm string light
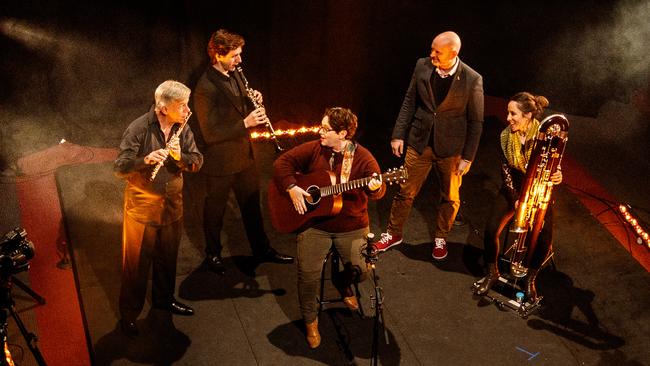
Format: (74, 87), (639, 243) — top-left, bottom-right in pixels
(250, 126), (320, 140)
(618, 204), (650, 248)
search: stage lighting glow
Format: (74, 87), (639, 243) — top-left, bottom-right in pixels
(0, 18), (78, 56)
(1, 18), (55, 50)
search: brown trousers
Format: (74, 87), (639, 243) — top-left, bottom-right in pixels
(119, 214), (182, 321)
(387, 146), (463, 238)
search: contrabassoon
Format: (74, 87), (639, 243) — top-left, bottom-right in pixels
(509, 114), (569, 277)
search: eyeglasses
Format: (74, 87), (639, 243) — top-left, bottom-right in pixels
(319, 126), (335, 134)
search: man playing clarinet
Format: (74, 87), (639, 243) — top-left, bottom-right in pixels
(193, 29), (293, 274)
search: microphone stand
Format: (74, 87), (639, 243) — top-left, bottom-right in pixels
(363, 233), (388, 366)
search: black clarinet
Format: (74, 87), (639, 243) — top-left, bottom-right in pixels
(236, 66), (283, 151)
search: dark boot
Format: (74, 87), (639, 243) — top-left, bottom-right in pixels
(525, 268), (540, 302)
(476, 263), (499, 295)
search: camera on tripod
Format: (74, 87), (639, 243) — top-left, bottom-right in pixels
(0, 228), (47, 366)
(0, 228), (35, 278)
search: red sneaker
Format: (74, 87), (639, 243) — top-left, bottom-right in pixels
(432, 238), (448, 260)
(373, 232), (403, 252)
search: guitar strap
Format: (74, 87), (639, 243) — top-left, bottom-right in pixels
(339, 141), (356, 184)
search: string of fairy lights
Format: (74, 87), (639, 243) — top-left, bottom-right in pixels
(618, 204), (650, 249)
(250, 126), (321, 140)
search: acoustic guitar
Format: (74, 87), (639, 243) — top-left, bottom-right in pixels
(268, 167), (407, 233)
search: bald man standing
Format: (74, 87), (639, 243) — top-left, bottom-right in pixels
(374, 31), (484, 260)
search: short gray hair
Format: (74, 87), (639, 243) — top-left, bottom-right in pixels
(154, 80), (190, 112)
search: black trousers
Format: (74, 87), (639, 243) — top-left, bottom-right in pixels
(203, 164), (270, 257)
(483, 187), (554, 270)
(119, 214), (182, 321)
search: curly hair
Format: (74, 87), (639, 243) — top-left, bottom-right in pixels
(324, 107), (358, 140)
(207, 29), (245, 64)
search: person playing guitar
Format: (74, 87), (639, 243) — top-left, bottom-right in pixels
(271, 107), (385, 349)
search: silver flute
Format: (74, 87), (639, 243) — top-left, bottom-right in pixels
(149, 111), (192, 182)
(236, 66), (283, 151)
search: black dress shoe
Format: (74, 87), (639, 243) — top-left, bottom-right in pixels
(257, 248), (294, 264)
(206, 255), (226, 274)
(120, 319), (138, 336)
(155, 300), (195, 316)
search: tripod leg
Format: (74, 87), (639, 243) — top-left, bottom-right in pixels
(8, 306), (47, 366)
(10, 278), (45, 305)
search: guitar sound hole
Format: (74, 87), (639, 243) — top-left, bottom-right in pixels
(306, 186), (321, 206)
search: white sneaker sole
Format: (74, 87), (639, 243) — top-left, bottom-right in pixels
(432, 251), (448, 260)
(375, 239), (403, 252)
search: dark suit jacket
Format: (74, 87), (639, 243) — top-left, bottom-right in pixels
(392, 57), (484, 161)
(193, 66), (256, 176)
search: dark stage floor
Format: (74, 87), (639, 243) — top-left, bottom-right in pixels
(3, 4), (650, 364)
(43, 110), (648, 366)
(0, 99), (649, 365)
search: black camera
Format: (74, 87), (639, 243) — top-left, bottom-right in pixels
(0, 228), (35, 276)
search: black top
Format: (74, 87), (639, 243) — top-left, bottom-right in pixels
(428, 72), (454, 148)
(114, 109), (203, 225)
(193, 66), (256, 176)
(431, 71), (454, 105)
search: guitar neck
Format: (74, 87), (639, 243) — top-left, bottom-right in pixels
(320, 174), (382, 197)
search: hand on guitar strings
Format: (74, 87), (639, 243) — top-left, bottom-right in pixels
(288, 186), (311, 215)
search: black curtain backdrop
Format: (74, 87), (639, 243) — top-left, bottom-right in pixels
(1, 0), (649, 155)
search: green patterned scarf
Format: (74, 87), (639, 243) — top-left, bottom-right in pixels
(500, 118), (540, 173)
